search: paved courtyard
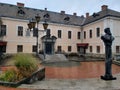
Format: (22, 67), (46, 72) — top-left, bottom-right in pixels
(19, 73), (120, 90)
(18, 61), (120, 90)
(1, 61), (120, 90)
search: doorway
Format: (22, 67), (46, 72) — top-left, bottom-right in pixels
(45, 43), (52, 54)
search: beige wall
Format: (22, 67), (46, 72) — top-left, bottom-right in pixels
(1, 16), (120, 54)
(2, 17), (36, 53)
(2, 17), (81, 53)
(40, 23), (81, 53)
(110, 17), (120, 54)
(83, 19), (105, 54)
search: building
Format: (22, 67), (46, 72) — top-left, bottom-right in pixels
(0, 2), (120, 55)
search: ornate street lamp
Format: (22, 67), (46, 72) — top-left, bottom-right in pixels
(43, 21), (48, 30)
(27, 23), (32, 30)
(35, 14), (40, 23)
(27, 14), (48, 55)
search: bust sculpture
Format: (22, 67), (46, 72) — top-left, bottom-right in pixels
(101, 28), (116, 80)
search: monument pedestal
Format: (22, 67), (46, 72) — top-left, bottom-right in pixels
(101, 75), (116, 80)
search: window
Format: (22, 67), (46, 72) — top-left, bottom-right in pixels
(77, 32), (81, 39)
(2, 46), (6, 53)
(77, 46), (80, 52)
(33, 28), (38, 37)
(17, 9), (25, 16)
(84, 31), (86, 39)
(89, 46), (92, 53)
(89, 29), (92, 38)
(32, 45), (37, 52)
(58, 30), (62, 38)
(96, 27), (100, 37)
(17, 45), (23, 52)
(57, 46), (62, 52)
(116, 46), (120, 53)
(0, 25), (6, 36)
(68, 31), (71, 39)
(77, 46), (85, 54)
(68, 46), (72, 52)
(0, 46), (6, 53)
(96, 46), (100, 53)
(18, 26), (23, 36)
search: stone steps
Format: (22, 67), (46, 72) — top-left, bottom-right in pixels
(44, 54), (68, 62)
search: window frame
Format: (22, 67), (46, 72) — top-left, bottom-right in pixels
(68, 31), (72, 39)
(84, 31), (86, 39)
(58, 30), (62, 38)
(68, 46), (72, 52)
(0, 25), (6, 36)
(96, 27), (100, 37)
(32, 45), (37, 52)
(89, 46), (92, 53)
(57, 46), (62, 52)
(18, 26), (23, 36)
(96, 46), (100, 53)
(116, 46), (120, 53)
(17, 45), (23, 52)
(89, 29), (92, 38)
(77, 32), (81, 39)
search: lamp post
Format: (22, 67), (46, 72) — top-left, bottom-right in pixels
(27, 14), (48, 55)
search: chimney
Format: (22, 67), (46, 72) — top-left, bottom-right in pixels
(61, 11), (65, 14)
(17, 2), (24, 7)
(45, 8), (47, 11)
(73, 13), (77, 16)
(101, 5), (108, 11)
(86, 12), (89, 18)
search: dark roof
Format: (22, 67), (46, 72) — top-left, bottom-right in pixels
(83, 9), (120, 25)
(0, 2), (85, 26)
(0, 3), (120, 26)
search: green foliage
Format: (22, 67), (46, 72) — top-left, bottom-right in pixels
(0, 69), (16, 82)
(0, 54), (39, 82)
(14, 53), (38, 77)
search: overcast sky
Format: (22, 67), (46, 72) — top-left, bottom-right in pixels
(0, 0), (120, 16)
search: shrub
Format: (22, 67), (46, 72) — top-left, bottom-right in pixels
(0, 69), (16, 82)
(68, 53), (79, 56)
(14, 54), (38, 78)
(0, 54), (39, 82)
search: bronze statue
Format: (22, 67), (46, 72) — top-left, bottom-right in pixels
(101, 28), (116, 80)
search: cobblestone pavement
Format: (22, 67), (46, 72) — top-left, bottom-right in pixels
(19, 73), (120, 90)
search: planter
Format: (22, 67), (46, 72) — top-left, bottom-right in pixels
(0, 67), (45, 87)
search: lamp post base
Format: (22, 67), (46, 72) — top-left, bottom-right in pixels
(101, 75), (116, 80)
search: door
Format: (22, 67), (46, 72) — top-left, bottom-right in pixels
(77, 46), (86, 54)
(45, 43), (52, 54)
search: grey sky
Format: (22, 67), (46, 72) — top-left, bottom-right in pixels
(0, 0), (120, 16)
